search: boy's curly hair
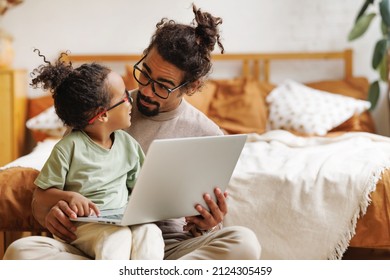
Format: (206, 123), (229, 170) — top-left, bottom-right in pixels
(30, 49), (111, 129)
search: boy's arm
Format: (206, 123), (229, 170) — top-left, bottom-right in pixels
(34, 187), (100, 217)
(34, 187), (73, 208)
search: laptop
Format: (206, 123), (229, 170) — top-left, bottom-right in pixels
(72, 134), (247, 226)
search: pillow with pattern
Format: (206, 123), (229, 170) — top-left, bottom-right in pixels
(26, 106), (66, 138)
(266, 80), (371, 136)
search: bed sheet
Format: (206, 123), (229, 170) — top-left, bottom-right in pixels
(0, 138), (59, 171)
(223, 131), (390, 259)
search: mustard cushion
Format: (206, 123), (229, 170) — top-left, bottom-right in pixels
(0, 167), (46, 232)
(306, 77), (370, 100)
(184, 81), (218, 114)
(123, 65), (138, 90)
(207, 78), (273, 134)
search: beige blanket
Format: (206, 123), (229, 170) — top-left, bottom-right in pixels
(224, 130), (390, 259)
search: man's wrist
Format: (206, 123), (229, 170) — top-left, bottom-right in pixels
(198, 222), (223, 235)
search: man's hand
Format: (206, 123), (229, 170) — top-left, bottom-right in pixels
(45, 200), (78, 243)
(32, 188), (99, 243)
(184, 187), (228, 235)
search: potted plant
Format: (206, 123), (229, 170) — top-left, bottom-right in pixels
(348, 0), (390, 110)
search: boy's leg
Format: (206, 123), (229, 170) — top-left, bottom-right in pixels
(130, 223), (164, 260)
(72, 223), (132, 260)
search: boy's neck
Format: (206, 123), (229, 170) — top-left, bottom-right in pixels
(83, 126), (115, 149)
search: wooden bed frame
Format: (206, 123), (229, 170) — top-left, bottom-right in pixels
(64, 49), (354, 82)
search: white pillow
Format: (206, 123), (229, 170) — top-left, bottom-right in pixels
(26, 105), (66, 137)
(266, 80), (371, 136)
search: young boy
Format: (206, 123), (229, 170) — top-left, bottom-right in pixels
(30, 50), (164, 259)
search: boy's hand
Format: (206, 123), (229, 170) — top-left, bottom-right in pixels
(45, 200), (77, 242)
(67, 192), (100, 217)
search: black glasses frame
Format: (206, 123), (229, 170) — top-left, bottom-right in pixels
(133, 56), (189, 99)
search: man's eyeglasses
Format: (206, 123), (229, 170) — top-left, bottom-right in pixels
(133, 56), (189, 99)
(88, 89), (133, 124)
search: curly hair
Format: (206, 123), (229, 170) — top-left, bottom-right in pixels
(30, 49), (111, 129)
(144, 4), (224, 93)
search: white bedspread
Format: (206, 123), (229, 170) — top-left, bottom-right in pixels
(0, 138), (59, 171)
(224, 130), (390, 260)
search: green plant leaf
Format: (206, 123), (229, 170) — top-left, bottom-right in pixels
(356, 0), (376, 22)
(372, 38), (388, 69)
(381, 19), (388, 35)
(368, 80), (380, 110)
(378, 51), (388, 81)
(380, 0), (390, 27)
(348, 13), (376, 41)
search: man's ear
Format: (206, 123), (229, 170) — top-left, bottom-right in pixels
(187, 80), (201, 95)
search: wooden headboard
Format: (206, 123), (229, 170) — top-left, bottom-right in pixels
(211, 49), (353, 82)
(63, 49), (353, 84)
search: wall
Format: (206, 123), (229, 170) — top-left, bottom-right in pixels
(1, 0), (388, 135)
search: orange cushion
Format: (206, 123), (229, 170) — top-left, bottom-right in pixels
(184, 81), (218, 114)
(207, 78), (273, 134)
(306, 77), (369, 100)
(0, 167), (47, 232)
(123, 65), (138, 90)
(329, 112), (376, 134)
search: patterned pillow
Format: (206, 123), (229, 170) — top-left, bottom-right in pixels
(26, 106), (66, 138)
(266, 80), (371, 136)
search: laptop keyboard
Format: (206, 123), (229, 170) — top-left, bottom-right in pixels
(101, 214), (123, 220)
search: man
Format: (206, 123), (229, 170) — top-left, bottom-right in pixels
(4, 4), (261, 260)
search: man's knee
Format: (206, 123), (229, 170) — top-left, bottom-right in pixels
(222, 226), (261, 260)
(3, 236), (89, 260)
(3, 237), (32, 260)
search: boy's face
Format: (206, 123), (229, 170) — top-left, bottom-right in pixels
(106, 71), (132, 129)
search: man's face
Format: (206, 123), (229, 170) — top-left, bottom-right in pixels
(135, 47), (187, 116)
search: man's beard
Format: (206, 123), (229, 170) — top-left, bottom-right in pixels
(136, 90), (160, 117)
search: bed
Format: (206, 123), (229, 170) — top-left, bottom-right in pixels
(1, 49), (389, 260)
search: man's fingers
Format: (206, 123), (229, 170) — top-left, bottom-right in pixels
(45, 203), (77, 242)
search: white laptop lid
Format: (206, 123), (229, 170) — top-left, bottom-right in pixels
(74, 134), (247, 226)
